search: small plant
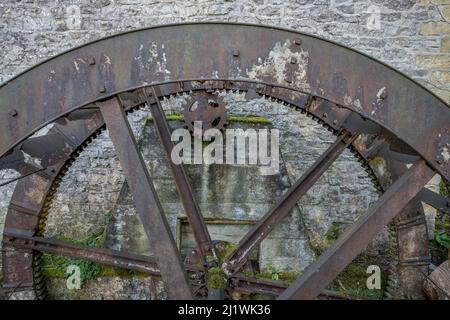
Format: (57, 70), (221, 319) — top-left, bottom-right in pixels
(435, 231), (450, 249)
(206, 267), (227, 289)
(266, 264), (280, 281)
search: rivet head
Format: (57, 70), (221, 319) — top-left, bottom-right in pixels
(290, 57), (297, 64)
(333, 119), (338, 125)
(232, 49), (240, 57)
(88, 57), (96, 65)
(323, 112), (328, 118)
(9, 109), (18, 117)
(294, 39), (302, 45)
(99, 86), (106, 93)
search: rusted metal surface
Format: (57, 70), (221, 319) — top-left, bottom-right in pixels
(355, 136), (433, 299)
(419, 188), (450, 216)
(4, 228), (161, 275)
(278, 159), (434, 299)
(230, 274), (349, 300)
(0, 23), (448, 300)
(0, 81), (441, 299)
(224, 130), (360, 274)
(0, 23), (449, 182)
(182, 91), (227, 134)
(98, 96), (193, 299)
(142, 87), (214, 260)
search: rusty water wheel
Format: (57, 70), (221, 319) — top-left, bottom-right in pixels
(1, 23), (449, 300)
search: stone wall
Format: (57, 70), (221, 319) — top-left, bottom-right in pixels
(0, 0), (449, 298)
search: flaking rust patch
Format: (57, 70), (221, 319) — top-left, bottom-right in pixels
(72, 58), (87, 73)
(247, 40), (310, 90)
(134, 42), (171, 80)
(437, 131), (450, 171)
(24, 174), (47, 205)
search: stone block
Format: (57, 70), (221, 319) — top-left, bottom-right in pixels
(443, 37), (450, 52)
(431, 70), (450, 86)
(420, 22), (450, 35)
(416, 54), (450, 69)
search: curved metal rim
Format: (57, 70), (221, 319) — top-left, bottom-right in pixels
(1, 21), (447, 108)
(0, 22), (448, 189)
(2, 82), (427, 299)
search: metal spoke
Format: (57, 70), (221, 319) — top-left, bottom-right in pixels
(142, 86), (213, 259)
(278, 159), (435, 300)
(98, 96), (193, 299)
(3, 228), (160, 275)
(230, 274), (348, 299)
(224, 130), (359, 273)
(419, 188), (450, 215)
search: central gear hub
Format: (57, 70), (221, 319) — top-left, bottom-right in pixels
(182, 91), (227, 136)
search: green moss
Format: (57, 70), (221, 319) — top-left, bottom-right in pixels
(165, 113), (184, 121)
(100, 266), (148, 278)
(40, 211), (148, 285)
(219, 242), (239, 262)
(325, 222), (346, 244)
(430, 238), (449, 265)
(254, 268), (300, 286)
(329, 287), (384, 300)
(206, 267), (227, 289)
(431, 200), (450, 264)
(439, 180), (449, 197)
(228, 115), (271, 124)
(147, 112), (183, 122)
(329, 255), (386, 300)
(307, 238), (324, 257)
(41, 253), (101, 284)
(147, 112), (271, 125)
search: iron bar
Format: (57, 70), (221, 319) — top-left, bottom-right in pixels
(3, 228), (160, 275)
(418, 188), (450, 215)
(98, 96), (193, 299)
(224, 130), (359, 273)
(0, 167), (46, 188)
(143, 86), (213, 259)
(230, 274), (348, 299)
(278, 159), (435, 299)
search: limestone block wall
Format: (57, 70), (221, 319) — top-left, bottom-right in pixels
(0, 0), (449, 296)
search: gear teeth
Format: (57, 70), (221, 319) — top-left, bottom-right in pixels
(25, 85), (403, 300)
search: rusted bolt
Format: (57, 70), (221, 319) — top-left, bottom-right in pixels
(9, 109), (18, 117)
(99, 86), (106, 93)
(88, 57), (96, 65)
(232, 49), (240, 57)
(294, 39), (302, 45)
(290, 57), (297, 64)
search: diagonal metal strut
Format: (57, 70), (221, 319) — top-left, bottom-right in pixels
(142, 87), (213, 260)
(224, 130), (359, 273)
(278, 159), (434, 299)
(98, 96), (193, 299)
